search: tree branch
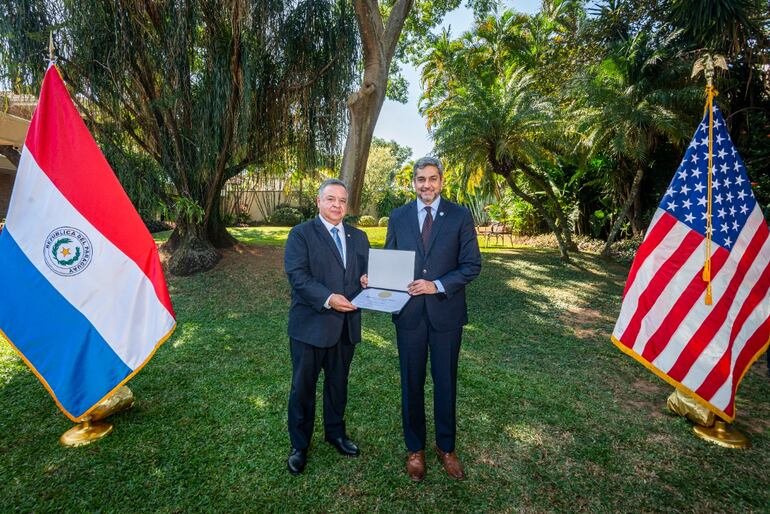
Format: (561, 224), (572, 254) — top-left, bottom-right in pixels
(383, 0), (414, 59)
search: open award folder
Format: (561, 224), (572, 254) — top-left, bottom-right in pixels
(351, 249), (415, 313)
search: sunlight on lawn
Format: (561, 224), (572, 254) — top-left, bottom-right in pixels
(0, 333), (25, 386)
(248, 395), (268, 410)
(504, 423), (545, 446)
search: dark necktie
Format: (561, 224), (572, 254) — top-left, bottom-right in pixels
(421, 206), (433, 251)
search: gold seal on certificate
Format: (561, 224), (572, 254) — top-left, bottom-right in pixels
(352, 249), (415, 313)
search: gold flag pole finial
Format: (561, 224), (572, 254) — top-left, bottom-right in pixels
(691, 54), (727, 305)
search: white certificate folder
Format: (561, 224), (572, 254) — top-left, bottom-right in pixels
(351, 249), (414, 313)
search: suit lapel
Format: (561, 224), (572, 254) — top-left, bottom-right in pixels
(407, 201), (424, 257)
(343, 223), (355, 277)
(425, 199), (448, 256)
(313, 217), (344, 269)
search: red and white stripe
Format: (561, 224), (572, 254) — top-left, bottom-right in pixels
(612, 206), (770, 419)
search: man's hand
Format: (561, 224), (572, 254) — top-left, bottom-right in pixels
(329, 293), (358, 312)
(407, 279), (438, 296)
(360, 274), (368, 288)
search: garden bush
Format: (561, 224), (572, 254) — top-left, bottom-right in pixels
(269, 206), (303, 226)
(378, 216), (389, 227)
(358, 215), (377, 227)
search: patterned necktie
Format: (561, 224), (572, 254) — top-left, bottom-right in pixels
(331, 226), (344, 264)
(421, 206), (433, 251)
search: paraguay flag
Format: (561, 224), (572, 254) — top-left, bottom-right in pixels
(0, 65), (176, 421)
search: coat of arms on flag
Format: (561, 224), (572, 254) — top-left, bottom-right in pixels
(612, 98), (770, 421)
(0, 65), (176, 422)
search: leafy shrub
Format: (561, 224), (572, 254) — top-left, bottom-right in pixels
(222, 213), (237, 226)
(378, 216), (389, 227)
(376, 189), (411, 218)
(269, 206), (303, 226)
(358, 215), (377, 227)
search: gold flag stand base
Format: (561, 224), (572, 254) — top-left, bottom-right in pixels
(59, 386), (135, 448)
(693, 420), (751, 449)
(60, 418), (113, 447)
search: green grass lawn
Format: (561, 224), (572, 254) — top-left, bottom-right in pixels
(2, 227), (770, 512)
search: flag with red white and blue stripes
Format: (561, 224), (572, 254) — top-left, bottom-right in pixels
(0, 66), (175, 421)
(612, 104), (770, 421)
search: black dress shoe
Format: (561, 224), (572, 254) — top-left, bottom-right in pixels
(325, 435), (360, 457)
(287, 448), (307, 475)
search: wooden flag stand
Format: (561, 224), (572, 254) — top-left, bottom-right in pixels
(60, 386), (135, 447)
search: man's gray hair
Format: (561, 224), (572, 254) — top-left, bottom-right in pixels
(317, 178), (348, 197)
(412, 156), (444, 179)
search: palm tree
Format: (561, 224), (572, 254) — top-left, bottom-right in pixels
(568, 30), (697, 254)
(429, 66), (574, 261)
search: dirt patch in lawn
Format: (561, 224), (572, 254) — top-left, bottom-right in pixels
(561, 306), (615, 340)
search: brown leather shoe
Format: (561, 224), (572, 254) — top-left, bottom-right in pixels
(406, 450), (426, 482)
(435, 447), (465, 480)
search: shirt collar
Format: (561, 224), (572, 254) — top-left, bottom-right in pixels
(318, 214), (344, 233)
(416, 196), (441, 213)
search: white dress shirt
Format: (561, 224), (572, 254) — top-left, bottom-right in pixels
(319, 214), (346, 264)
(415, 197), (445, 294)
(319, 215), (346, 309)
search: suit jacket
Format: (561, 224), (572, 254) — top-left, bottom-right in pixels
(385, 198), (481, 331)
(285, 217), (370, 347)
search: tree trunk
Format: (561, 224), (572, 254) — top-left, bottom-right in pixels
(340, 0), (414, 215)
(521, 167), (577, 251)
(206, 191), (238, 248)
(340, 81), (388, 215)
(628, 184), (643, 236)
(163, 220), (222, 276)
(603, 167), (645, 257)
(162, 195), (234, 276)
(503, 173), (570, 262)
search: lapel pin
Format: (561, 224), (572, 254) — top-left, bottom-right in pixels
(440, 211), (445, 216)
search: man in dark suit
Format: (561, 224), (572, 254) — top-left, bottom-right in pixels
(384, 156), (481, 481)
(284, 178), (370, 475)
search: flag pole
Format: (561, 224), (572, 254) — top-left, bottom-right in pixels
(684, 53), (750, 449)
(34, 51), (139, 448)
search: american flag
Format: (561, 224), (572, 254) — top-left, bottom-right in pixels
(612, 104), (770, 421)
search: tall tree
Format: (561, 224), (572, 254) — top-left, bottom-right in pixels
(429, 66), (574, 261)
(0, 0), (358, 275)
(340, 0), (498, 214)
(420, 8), (580, 256)
(339, 0), (414, 215)
(568, 30), (697, 254)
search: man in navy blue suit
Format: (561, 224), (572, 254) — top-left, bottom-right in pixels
(284, 178), (370, 475)
(382, 157), (481, 481)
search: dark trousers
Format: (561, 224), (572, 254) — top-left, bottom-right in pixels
(287, 331), (355, 450)
(396, 318), (462, 453)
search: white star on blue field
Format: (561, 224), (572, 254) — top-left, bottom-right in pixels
(661, 106), (757, 250)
